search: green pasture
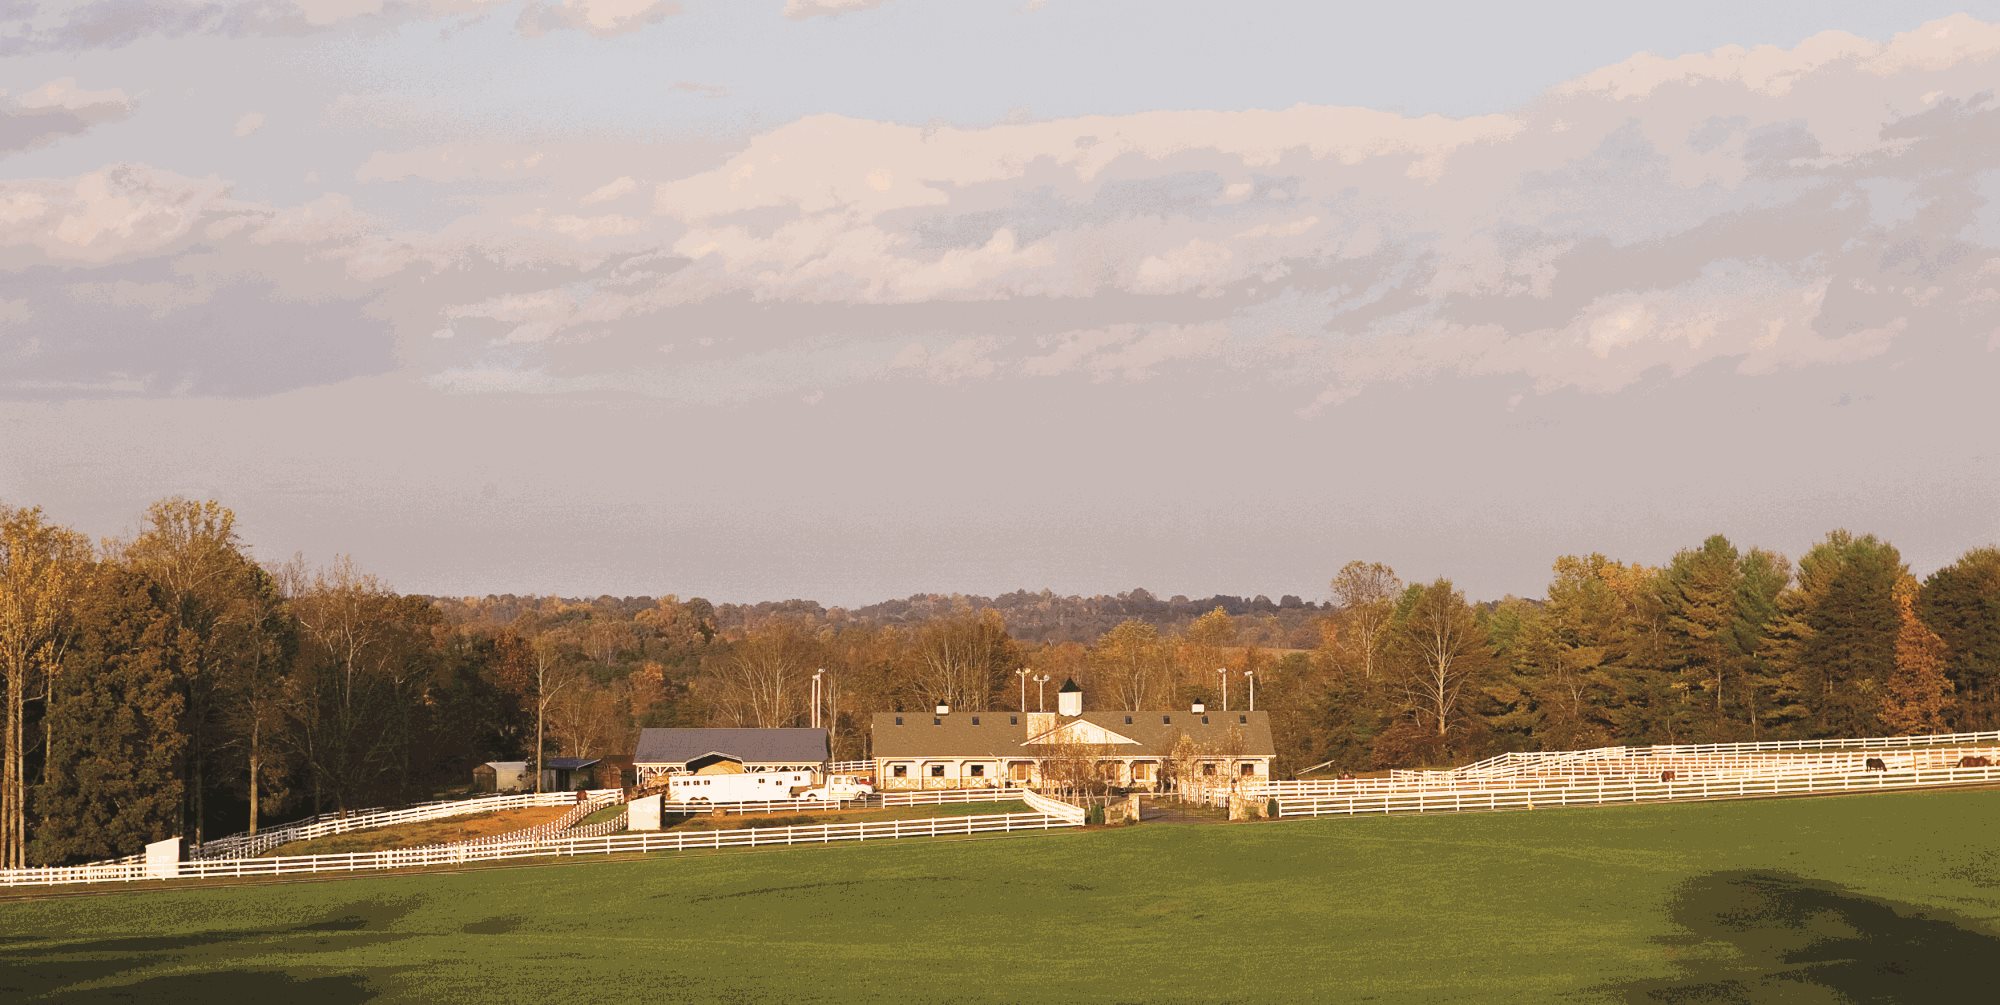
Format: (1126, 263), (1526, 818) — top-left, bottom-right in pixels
(5, 789), (1998, 1002)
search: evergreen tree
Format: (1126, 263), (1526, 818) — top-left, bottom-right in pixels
(1917, 548), (2000, 730)
(29, 567), (185, 864)
(1768, 531), (1904, 737)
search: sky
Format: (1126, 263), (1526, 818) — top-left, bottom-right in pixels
(1, 1), (1998, 606)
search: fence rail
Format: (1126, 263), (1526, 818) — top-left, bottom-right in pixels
(0, 810), (1079, 888)
(1277, 762), (2000, 819)
(873, 787), (1025, 806)
(190, 790), (621, 860)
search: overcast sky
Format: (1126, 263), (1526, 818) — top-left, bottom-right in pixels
(2, 1), (1997, 606)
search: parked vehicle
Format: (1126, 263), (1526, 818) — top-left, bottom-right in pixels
(667, 771), (815, 803)
(802, 774), (875, 801)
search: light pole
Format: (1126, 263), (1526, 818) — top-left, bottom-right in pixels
(1244, 669), (1255, 711)
(1217, 667), (1229, 712)
(1016, 668), (1031, 713)
(1035, 674), (1051, 712)
(810, 669), (824, 729)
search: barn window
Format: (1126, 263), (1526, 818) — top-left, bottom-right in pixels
(1010, 715), (1018, 725)
(1240, 763), (1255, 776)
(930, 764), (946, 778)
(1124, 716), (1133, 724)
(892, 765), (908, 778)
(1202, 763), (1217, 777)
(895, 716), (903, 725)
(1239, 715), (1247, 724)
(970, 764), (986, 777)
(972, 716), (980, 725)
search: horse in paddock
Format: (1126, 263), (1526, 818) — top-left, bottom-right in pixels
(1865, 757), (1887, 772)
(1659, 770), (1676, 783)
(1958, 755), (1993, 768)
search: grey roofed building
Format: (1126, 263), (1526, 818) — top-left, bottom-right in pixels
(632, 727), (830, 783)
(544, 756), (601, 771)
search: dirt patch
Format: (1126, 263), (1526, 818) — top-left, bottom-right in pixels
(264, 807), (570, 857)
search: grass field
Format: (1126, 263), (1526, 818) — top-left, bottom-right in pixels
(5, 789), (1998, 1002)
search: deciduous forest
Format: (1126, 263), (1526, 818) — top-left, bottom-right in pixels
(3, 497), (1996, 867)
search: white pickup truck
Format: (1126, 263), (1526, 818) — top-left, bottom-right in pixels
(801, 773), (875, 801)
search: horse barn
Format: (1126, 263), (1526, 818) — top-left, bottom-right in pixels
(871, 679), (1275, 791)
(631, 727), (831, 789)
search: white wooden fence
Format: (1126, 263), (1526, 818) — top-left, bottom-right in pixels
(874, 787), (1025, 807)
(1276, 760), (2000, 819)
(190, 790), (620, 860)
(1020, 789), (1089, 825)
(1393, 729), (2000, 785)
(0, 810), (1078, 888)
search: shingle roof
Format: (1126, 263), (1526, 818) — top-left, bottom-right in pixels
(633, 727), (829, 766)
(870, 710), (1274, 759)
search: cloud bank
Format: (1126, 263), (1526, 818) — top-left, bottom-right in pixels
(5, 15), (1998, 410)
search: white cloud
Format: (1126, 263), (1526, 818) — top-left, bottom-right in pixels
(783, 0), (889, 20)
(233, 112), (265, 137)
(517, 0), (680, 38)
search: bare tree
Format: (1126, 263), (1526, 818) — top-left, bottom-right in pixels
(1331, 561), (1402, 681)
(1390, 579), (1489, 740)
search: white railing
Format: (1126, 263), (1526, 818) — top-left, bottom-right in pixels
(189, 790), (620, 860)
(0, 811), (1078, 888)
(1277, 761), (2000, 819)
(427, 789), (628, 852)
(828, 760), (873, 773)
(663, 795), (867, 815)
(0, 858), (152, 888)
(1021, 789), (1089, 825)
(1392, 729), (2000, 785)
(875, 787), (1023, 806)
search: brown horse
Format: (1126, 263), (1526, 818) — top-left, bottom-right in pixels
(1958, 755), (1992, 768)
(1660, 770), (1677, 783)
(1865, 757), (1887, 772)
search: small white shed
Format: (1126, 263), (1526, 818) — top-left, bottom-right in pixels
(474, 760), (531, 793)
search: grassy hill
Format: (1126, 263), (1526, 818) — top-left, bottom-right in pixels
(6, 789), (1998, 1002)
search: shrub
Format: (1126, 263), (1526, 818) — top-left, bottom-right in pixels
(1266, 798), (1280, 819)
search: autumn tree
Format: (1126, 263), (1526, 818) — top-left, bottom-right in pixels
(909, 605), (1016, 712)
(1882, 576), (1954, 734)
(0, 506), (89, 867)
(1381, 580), (1490, 762)
(704, 615), (817, 727)
(1329, 561), (1401, 681)
(1089, 619), (1171, 711)
(123, 498), (268, 841)
(1176, 606), (1239, 703)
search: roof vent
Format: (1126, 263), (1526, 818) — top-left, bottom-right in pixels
(1191, 701), (1206, 714)
(935, 704), (950, 715)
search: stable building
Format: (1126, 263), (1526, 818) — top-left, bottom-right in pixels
(870, 679), (1274, 791)
(632, 727), (830, 789)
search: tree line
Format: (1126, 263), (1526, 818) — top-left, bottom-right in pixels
(4, 497), (1998, 867)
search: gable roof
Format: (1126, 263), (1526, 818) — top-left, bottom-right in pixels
(870, 710), (1274, 759)
(633, 727), (829, 766)
(544, 757), (601, 770)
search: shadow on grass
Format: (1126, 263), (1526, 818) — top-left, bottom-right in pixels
(1605, 869), (2000, 1002)
(0, 898), (413, 1002)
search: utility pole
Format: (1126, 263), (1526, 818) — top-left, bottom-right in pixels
(1035, 674), (1051, 712)
(1016, 667), (1031, 713)
(1244, 669), (1255, 711)
(1217, 667), (1229, 711)
(810, 669), (824, 729)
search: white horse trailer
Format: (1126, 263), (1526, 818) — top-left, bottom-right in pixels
(668, 771), (815, 804)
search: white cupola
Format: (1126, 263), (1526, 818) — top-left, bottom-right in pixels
(1057, 678), (1082, 717)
